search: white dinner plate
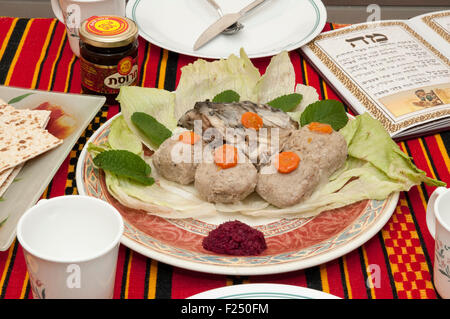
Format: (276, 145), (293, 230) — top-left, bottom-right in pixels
(126, 0), (327, 59)
(187, 283), (341, 299)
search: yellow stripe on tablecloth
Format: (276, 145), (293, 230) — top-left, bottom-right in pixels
(0, 18), (18, 61)
(146, 259), (158, 299)
(301, 58), (310, 86)
(435, 134), (450, 169)
(319, 264), (330, 294)
(63, 54), (76, 92)
(361, 245), (376, 299)
(124, 250), (133, 299)
(321, 80), (329, 99)
(20, 272), (29, 299)
(418, 139), (437, 180)
(342, 256), (353, 299)
(30, 19), (57, 89)
(4, 19), (33, 86)
(140, 43), (151, 86)
(157, 49), (169, 89)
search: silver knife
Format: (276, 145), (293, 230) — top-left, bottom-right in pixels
(193, 0), (267, 50)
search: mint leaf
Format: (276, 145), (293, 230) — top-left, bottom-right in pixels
(212, 90), (240, 103)
(300, 99), (348, 131)
(267, 93), (303, 112)
(131, 112), (172, 147)
(93, 150), (155, 185)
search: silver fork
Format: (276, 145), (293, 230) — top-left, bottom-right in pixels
(206, 0), (244, 35)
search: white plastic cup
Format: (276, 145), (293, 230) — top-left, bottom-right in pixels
(17, 195), (124, 299)
(426, 187), (450, 299)
(50, 0), (126, 57)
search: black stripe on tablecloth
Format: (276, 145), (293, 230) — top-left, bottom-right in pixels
(143, 258), (152, 299)
(120, 248), (132, 299)
(65, 56), (76, 93)
(0, 240), (19, 299)
(163, 50), (179, 92)
(34, 21), (58, 89)
(0, 18), (29, 85)
(304, 266), (322, 292)
(440, 130), (450, 159)
(298, 54), (308, 85)
(420, 137), (442, 182)
(338, 258), (350, 299)
(357, 247), (372, 299)
(48, 35), (67, 91)
(155, 262), (172, 299)
(138, 41), (150, 86)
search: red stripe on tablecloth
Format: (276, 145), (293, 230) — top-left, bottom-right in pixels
(342, 249), (369, 298)
(322, 259), (346, 298)
(35, 23), (66, 91)
(125, 250), (148, 299)
(303, 59), (324, 99)
(48, 38), (76, 93)
(6, 19), (52, 87)
(2, 243), (27, 299)
(362, 235), (396, 299)
(107, 104), (120, 119)
(290, 50), (304, 86)
(171, 268), (227, 299)
(425, 135), (450, 183)
(251, 56), (269, 76)
(143, 42), (162, 88)
(0, 17), (15, 54)
(113, 245), (127, 299)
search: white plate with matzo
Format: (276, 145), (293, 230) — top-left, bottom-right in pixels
(0, 86), (105, 251)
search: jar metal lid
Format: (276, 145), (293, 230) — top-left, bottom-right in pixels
(79, 16), (138, 48)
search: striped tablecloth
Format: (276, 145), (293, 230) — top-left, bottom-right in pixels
(0, 17), (449, 299)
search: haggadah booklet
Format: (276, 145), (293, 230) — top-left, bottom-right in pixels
(301, 10), (450, 140)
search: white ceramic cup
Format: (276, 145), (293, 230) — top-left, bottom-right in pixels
(17, 195), (124, 299)
(51, 0), (126, 57)
(426, 187), (450, 299)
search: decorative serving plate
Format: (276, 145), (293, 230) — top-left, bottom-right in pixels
(76, 114), (399, 275)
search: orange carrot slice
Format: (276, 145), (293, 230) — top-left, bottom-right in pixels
(275, 151), (300, 174)
(241, 112), (263, 130)
(178, 131), (200, 145)
(214, 145), (238, 169)
(307, 122), (333, 134)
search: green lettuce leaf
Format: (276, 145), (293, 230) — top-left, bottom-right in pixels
(340, 112), (445, 189)
(255, 51), (296, 104)
(108, 115), (143, 154)
(116, 86), (177, 150)
(174, 48), (260, 119)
